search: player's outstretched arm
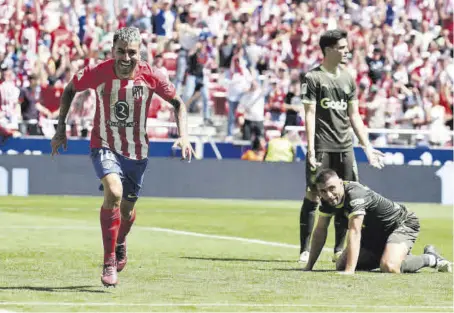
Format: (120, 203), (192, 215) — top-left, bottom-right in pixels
(304, 215), (331, 271)
(304, 102), (320, 169)
(348, 100), (384, 169)
(169, 95), (194, 161)
(50, 80), (77, 157)
(341, 214), (364, 274)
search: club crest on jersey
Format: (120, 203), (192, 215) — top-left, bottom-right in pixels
(133, 86), (144, 100)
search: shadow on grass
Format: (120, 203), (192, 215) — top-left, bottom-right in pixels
(181, 256), (295, 263)
(272, 268), (336, 272)
(0, 285), (109, 293)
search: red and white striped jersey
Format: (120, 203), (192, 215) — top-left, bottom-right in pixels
(72, 59), (176, 160)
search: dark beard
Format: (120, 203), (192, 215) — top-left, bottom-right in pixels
(115, 61), (135, 78)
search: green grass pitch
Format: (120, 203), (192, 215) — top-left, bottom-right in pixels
(0, 196), (452, 312)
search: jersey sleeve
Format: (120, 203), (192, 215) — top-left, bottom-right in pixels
(152, 68), (176, 102)
(301, 72), (317, 106)
(72, 64), (100, 92)
(347, 74), (358, 106)
(345, 185), (370, 219)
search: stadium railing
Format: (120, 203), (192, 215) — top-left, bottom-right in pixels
(13, 120), (454, 161)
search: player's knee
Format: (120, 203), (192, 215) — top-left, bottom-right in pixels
(380, 260), (401, 273)
(103, 183), (123, 208)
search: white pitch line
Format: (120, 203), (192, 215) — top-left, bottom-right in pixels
(1, 225), (338, 254)
(149, 226), (299, 249)
(1, 225), (302, 249)
(0, 302), (452, 309)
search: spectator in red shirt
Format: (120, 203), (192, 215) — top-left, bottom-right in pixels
(266, 80), (285, 122)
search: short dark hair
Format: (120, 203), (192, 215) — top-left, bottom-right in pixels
(314, 168), (339, 185)
(319, 29), (348, 56)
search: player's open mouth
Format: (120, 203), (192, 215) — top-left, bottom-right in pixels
(120, 62), (132, 70)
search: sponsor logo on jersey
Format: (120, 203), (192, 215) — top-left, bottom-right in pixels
(320, 98), (348, 110)
(107, 120), (138, 127)
(114, 101), (129, 121)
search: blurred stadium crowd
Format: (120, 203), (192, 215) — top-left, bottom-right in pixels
(0, 0), (452, 147)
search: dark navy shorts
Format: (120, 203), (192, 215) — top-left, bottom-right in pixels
(90, 148), (148, 202)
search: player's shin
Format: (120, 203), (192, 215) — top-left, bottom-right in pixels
(118, 208), (136, 244)
(100, 207), (121, 264)
(300, 198), (318, 253)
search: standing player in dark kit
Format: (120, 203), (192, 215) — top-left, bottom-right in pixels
(50, 27), (194, 287)
(299, 29), (385, 263)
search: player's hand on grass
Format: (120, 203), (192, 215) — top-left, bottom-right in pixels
(307, 149), (321, 171)
(363, 146), (385, 169)
(173, 136), (195, 162)
(50, 125), (67, 158)
(337, 271), (355, 275)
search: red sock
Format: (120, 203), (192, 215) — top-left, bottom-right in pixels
(117, 209), (136, 245)
(100, 207), (121, 264)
